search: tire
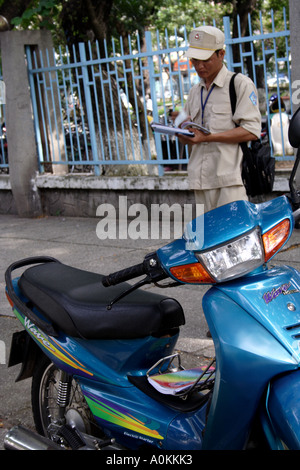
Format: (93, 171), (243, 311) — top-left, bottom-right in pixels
(31, 354), (99, 439)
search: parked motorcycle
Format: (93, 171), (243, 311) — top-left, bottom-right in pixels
(3, 109), (300, 451)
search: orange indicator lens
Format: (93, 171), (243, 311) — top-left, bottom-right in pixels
(262, 219), (290, 262)
(170, 262), (215, 284)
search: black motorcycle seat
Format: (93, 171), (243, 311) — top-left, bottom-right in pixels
(18, 261), (185, 339)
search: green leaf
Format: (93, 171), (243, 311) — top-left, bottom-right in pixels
(10, 16), (23, 26)
(22, 8), (38, 20)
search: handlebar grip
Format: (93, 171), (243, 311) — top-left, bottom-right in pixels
(294, 208), (300, 224)
(102, 262), (146, 287)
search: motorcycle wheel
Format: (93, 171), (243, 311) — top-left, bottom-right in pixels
(31, 354), (99, 439)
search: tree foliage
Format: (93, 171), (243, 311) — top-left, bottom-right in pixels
(0, 0), (290, 49)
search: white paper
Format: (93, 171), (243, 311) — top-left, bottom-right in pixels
(150, 122), (195, 137)
(151, 121), (210, 138)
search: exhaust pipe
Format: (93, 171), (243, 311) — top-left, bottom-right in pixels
(4, 426), (63, 450)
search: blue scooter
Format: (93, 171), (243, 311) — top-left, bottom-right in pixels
(3, 109), (300, 451)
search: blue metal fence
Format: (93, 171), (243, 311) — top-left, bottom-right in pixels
(0, 64), (7, 173)
(0, 8), (293, 174)
(223, 10), (293, 160)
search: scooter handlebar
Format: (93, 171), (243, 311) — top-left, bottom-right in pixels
(102, 252), (168, 287)
(293, 207), (300, 223)
(102, 262), (147, 287)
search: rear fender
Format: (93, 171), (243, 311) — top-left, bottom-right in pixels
(8, 330), (41, 382)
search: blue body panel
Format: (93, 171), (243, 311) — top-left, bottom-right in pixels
(11, 280), (209, 450)
(7, 196), (300, 449)
(201, 274), (299, 449)
(267, 369), (300, 449)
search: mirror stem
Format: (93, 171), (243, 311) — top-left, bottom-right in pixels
(289, 147), (300, 205)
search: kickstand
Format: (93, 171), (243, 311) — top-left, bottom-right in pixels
(106, 276), (151, 310)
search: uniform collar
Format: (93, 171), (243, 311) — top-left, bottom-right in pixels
(199, 64), (228, 89)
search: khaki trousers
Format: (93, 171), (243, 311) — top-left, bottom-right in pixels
(194, 186), (248, 214)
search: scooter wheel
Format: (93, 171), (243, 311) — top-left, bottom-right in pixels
(31, 354), (99, 440)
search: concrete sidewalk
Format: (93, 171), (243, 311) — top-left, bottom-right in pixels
(0, 212), (299, 448)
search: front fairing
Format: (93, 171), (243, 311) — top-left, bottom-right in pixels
(157, 196), (294, 279)
(214, 264), (300, 363)
(200, 265), (300, 449)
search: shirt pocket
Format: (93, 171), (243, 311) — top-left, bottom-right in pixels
(210, 104), (235, 133)
(189, 103), (201, 121)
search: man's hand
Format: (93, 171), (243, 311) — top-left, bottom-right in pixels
(177, 128), (208, 145)
(177, 126), (257, 146)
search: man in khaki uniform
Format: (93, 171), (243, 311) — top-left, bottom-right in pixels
(179, 26), (261, 212)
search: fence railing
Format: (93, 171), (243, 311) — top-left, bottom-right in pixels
(0, 68), (7, 172)
(0, 8), (293, 175)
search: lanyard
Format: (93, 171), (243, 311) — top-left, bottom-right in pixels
(201, 84), (215, 126)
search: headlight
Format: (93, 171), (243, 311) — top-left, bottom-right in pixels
(170, 227), (264, 284)
(197, 227), (264, 282)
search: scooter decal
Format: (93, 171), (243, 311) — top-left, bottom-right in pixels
(51, 337), (94, 377)
(263, 282), (292, 304)
(84, 391), (164, 440)
(14, 308), (93, 377)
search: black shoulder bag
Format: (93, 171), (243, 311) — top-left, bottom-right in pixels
(229, 73), (275, 197)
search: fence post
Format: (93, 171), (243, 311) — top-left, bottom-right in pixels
(145, 31), (164, 176)
(78, 43), (100, 176)
(223, 16), (234, 71)
(0, 30), (43, 217)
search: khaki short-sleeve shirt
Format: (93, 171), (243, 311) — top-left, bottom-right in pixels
(184, 65), (261, 190)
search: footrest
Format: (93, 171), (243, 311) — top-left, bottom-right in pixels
(58, 424), (86, 449)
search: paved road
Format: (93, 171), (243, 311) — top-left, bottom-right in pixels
(0, 212), (299, 449)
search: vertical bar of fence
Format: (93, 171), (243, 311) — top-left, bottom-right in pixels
(96, 40), (113, 162)
(0, 60), (7, 170)
(78, 43), (100, 175)
(111, 37), (129, 161)
(270, 9), (285, 158)
(59, 45), (73, 163)
(284, 8), (292, 114)
(223, 17), (234, 71)
(163, 28), (178, 164)
(52, 46), (68, 164)
(136, 32), (153, 161)
(68, 45), (85, 164)
(123, 34), (142, 161)
(145, 30), (164, 176)
(44, 47), (67, 170)
(103, 39), (121, 162)
(247, 14), (257, 87)
(26, 46), (44, 172)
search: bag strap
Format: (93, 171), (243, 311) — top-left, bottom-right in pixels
(229, 72), (249, 152)
(229, 73), (238, 115)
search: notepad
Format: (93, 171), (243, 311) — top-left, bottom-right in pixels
(150, 121), (210, 138)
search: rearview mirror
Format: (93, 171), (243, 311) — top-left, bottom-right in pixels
(289, 106), (300, 148)
(288, 107), (300, 205)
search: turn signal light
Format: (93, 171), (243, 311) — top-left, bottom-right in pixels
(170, 262), (215, 284)
(262, 219), (290, 262)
